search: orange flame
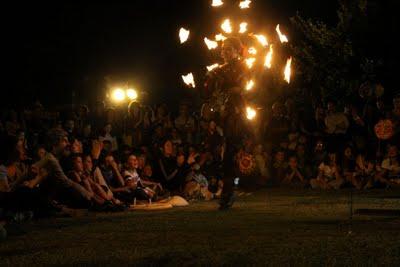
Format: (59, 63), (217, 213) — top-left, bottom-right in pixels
(264, 44), (273, 69)
(215, 34), (227, 41)
(284, 57), (292, 83)
(239, 0), (252, 9)
(239, 22), (248, 33)
(248, 47), (257, 55)
(182, 73), (196, 88)
(221, 19), (233, 34)
(207, 63), (220, 72)
(246, 80), (255, 91)
(276, 24), (289, 43)
(255, 34), (268, 47)
(245, 58), (256, 69)
(179, 28), (190, 44)
(212, 0), (223, 7)
(204, 38), (218, 50)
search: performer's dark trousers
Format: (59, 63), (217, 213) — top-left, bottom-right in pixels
(221, 139), (238, 203)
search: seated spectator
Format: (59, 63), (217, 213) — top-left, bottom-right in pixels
(356, 154), (378, 189)
(379, 145), (400, 187)
(342, 146), (358, 188)
(99, 154), (136, 203)
(155, 140), (192, 192)
(282, 155), (307, 187)
(124, 154), (162, 198)
(270, 150), (287, 186)
(310, 152), (344, 189)
(184, 163), (212, 200)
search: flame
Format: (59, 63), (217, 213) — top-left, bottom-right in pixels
(182, 73), (196, 88)
(179, 28), (190, 44)
(207, 63), (220, 71)
(276, 24), (289, 43)
(239, 22), (248, 33)
(221, 19), (233, 34)
(204, 37), (218, 50)
(246, 80), (255, 91)
(211, 0), (223, 7)
(284, 57), (292, 83)
(215, 34), (227, 41)
(246, 107), (257, 120)
(264, 44), (273, 69)
(255, 34), (268, 47)
(248, 47), (257, 55)
(245, 58), (256, 69)
(239, 0), (252, 9)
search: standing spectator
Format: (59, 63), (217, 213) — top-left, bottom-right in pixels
(99, 124), (119, 152)
(324, 101), (349, 152)
(175, 103), (196, 144)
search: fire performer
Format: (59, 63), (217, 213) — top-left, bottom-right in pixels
(205, 37), (252, 210)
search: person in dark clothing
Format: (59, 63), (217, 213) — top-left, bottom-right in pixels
(156, 140), (192, 192)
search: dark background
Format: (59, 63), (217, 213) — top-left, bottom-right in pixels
(5, 0), (393, 108)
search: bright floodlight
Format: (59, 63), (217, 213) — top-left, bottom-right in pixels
(126, 89), (138, 100)
(112, 88), (126, 102)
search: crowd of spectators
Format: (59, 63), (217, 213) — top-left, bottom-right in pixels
(0, 85), (399, 222)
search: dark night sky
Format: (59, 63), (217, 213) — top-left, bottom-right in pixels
(3, 0), (367, 107)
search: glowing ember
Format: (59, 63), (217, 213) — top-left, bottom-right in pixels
(207, 63), (220, 71)
(215, 34), (227, 41)
(221, 19), (233, 34)
(204, 37), (218, 50)
(264, 44), (273, 69)
(255, 34), (268, 47)
(239, 22), (248, 33)
(179, 28), (190, 44)
(246, 80), (255, 91)
(211, 0), (223, 7)
(246, 107), (257, 120)
(248, 47), (257, 55)
(245, 58), (256, 69)
(276, 24), (289, 43)
(182, 73), (196, 88)
(239, 0), (252, 9)
(284, 57), (292, 83)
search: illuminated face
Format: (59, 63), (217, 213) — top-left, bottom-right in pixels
(328, 153), (336, 163)
(221, 42), (239, 63)
(388, 146), (398, 158)
(163, 141), (173, 156)
(73, 157), (84, 172)
(127, 155), (139, 169)
(289, 157), (297, 168)
(275, 152), (285, 162)
(84, 156), (93, 171)
(143, 165), (152, 177)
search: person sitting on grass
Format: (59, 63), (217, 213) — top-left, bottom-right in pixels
(379, 145), (400, 187)
(310, 152), (344, 190)
(342, 145), (359, 189)
(82, 154), (121, 206)
(99, 154), (136, 204)
(356, 155), (378, 189)
(270, 149), (287, 186)
(123, 154), (162, 200)
(282, 155), (307, 187)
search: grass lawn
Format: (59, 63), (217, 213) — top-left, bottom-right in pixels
(1, 188), (400, 266)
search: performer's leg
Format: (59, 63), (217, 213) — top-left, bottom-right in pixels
(220, 141), (236, 210)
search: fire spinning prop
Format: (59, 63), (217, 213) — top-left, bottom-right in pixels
(178, 0), (293, 120)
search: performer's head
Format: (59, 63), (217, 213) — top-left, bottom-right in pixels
(221, 37), (243, 63)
